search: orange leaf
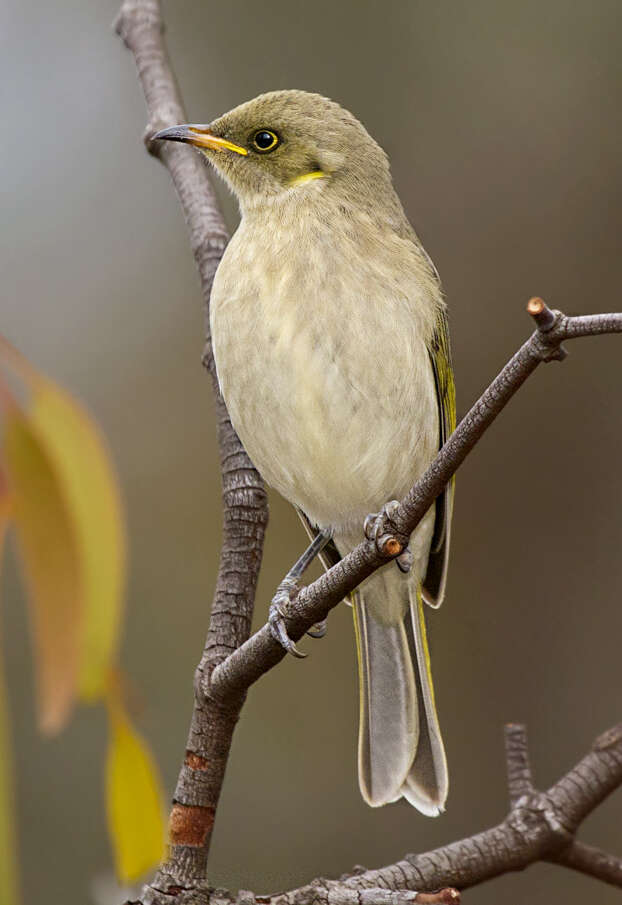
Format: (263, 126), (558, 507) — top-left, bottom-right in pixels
(28, 380), (126, 701)
(0, 336), (127, 724)
(3, 410), (82, 732)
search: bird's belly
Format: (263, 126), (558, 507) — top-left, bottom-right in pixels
(211, 281), (438, 534)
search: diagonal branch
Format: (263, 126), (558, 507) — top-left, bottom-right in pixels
(209, 302), (622, 702)
(551, 840), (622, 887)
(115, 0), (268, 889)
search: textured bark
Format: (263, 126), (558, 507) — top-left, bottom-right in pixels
(552, 841), (622, 886)
(115, 0), (268, 888)
(115, 3), (622, 902)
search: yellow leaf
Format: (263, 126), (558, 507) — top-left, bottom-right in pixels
(105, 691), (166, 883)
(0, 476), (21, 904)
(28, 379), (126, 701)
(3, 412), (82, 732)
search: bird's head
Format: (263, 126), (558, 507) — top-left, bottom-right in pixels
(153, 90), (392, 212)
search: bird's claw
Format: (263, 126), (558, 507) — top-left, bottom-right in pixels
(364, 501), (410, 569)
(364, 499), (400, 542)
(364, 500), (401, 548)
(307, 619), (327, 639)
(269, 578), (306, 658)
(396, 545), (414, 573)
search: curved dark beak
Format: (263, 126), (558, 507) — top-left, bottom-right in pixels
(152, 124), (248, 156)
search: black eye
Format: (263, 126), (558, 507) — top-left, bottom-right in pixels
(251, 129), (280, 152)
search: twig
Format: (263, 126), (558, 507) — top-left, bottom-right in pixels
(258, 890), (460, 905)
(551, 840), (622, 887)
(505, 722), (533, 807)
(115, 0), (268, 887)
(209, 303), (622, 702)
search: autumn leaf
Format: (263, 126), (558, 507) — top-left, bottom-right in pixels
(3, 409), (83, 732)
(105, 688), (166, 883)
(1, 339), (163, 884)
(0, 336), (126, 726)
(28, 379), (126, 702)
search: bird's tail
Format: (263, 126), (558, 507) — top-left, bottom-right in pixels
(353, 567), (448, 815)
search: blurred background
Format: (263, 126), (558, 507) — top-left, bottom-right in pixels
(2, 0), (622, 902)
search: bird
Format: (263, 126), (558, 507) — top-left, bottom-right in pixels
(154, 90), (455, 816)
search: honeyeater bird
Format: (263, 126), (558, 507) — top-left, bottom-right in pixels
(155, 91), (455, 816)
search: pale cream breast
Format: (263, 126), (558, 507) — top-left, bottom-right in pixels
(210, 193), (441, 537)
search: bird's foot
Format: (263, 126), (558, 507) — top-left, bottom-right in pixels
(268, 577), (306, 659)
(363, 500), (410, 556)
(268, 528), (334, 657)
(364, 499), (400, 543)
(396, 545), (414, 573)
(307, 619), (327, 639)
(364, 501), (409, 566)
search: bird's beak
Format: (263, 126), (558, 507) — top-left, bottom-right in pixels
(152, 124), (248, 156)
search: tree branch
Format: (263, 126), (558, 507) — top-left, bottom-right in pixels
(551, 840), (622, 887)
(115, 0), (268, 887)
(127, 724), (622, 905)
(209, 302), (622, 703)
(505, 722), (533, 807)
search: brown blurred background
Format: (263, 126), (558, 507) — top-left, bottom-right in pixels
(2, 0), (622, 902)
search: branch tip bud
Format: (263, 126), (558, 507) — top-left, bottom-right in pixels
(527, 297), (545, 316)
(382, 537), (402, 557)
(527, 297), (556, 332)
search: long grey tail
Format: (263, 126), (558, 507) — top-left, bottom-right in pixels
(353, 568), (448, 815)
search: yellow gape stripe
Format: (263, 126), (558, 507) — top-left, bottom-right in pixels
(188, 129), (249, 155)
(289, 170), (327, 187)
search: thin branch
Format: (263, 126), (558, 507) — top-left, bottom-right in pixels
(505, 723), (533, 807)
(209, 890), (460, 905)
(551, 840), (622, 887)
(115, 0), (268, 887)
(262, 890), (460, 905)
(210, 303), (622, 702)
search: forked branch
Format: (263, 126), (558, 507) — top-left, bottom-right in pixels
(252, 723), (622, 902)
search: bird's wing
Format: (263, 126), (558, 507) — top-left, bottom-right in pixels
(422, 308), (456, 608)
(295, 507), (342, 571)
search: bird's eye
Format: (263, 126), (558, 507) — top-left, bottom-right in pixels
(251, 129), (280, 153)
